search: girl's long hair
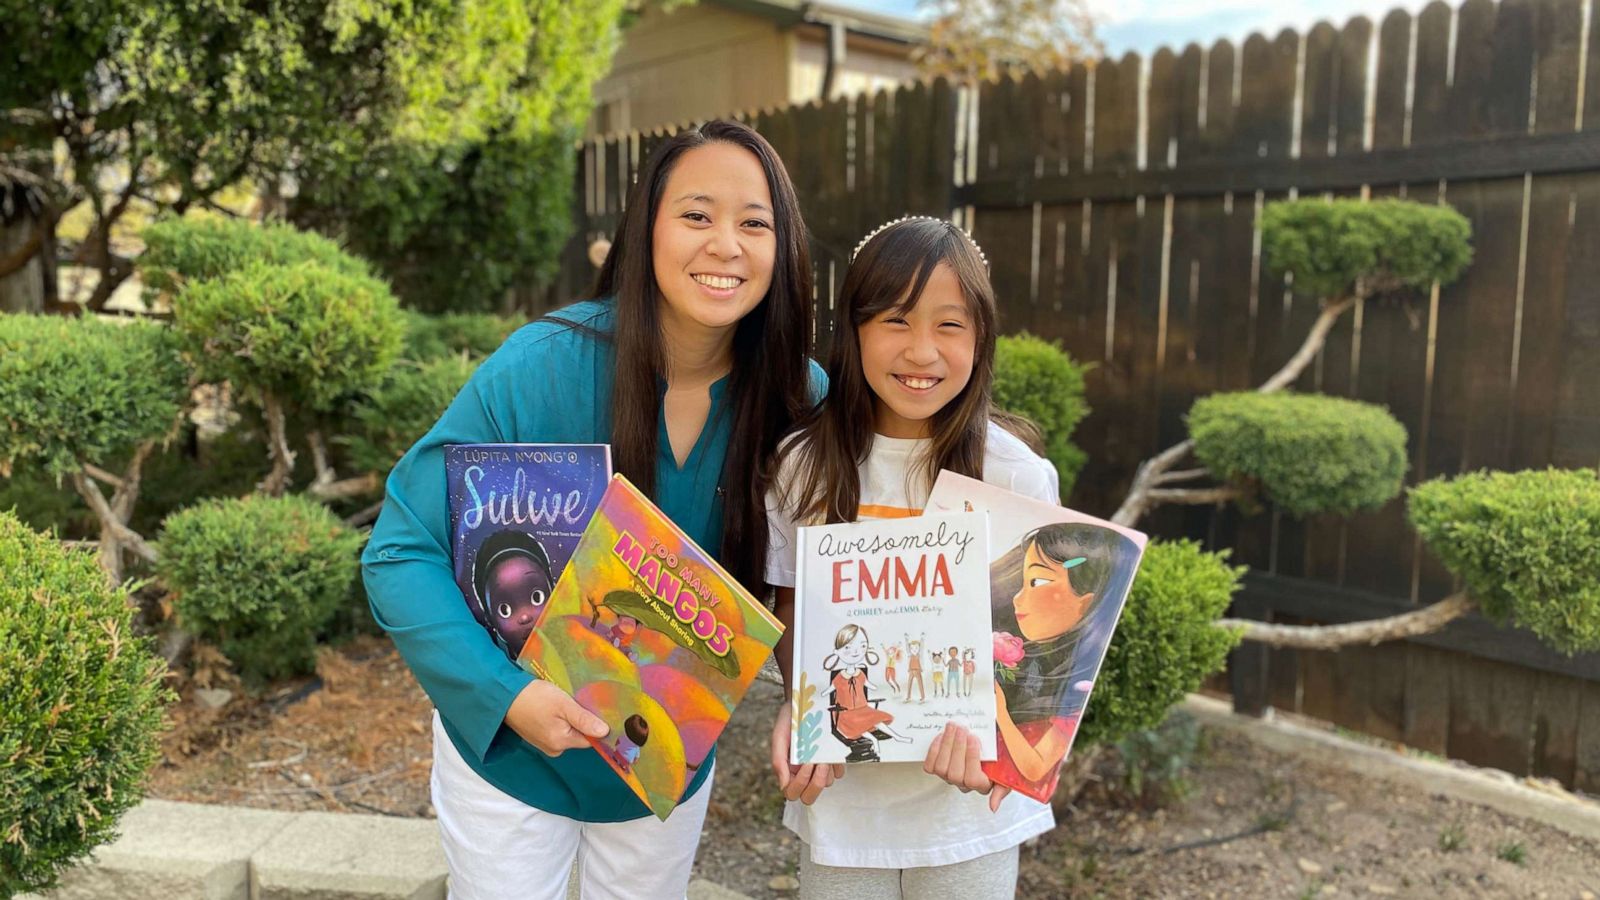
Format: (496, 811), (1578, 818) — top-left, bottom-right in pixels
(578, 120), (815, 590)
(990, 523), (1138, 722)
(774, 218), (997, 524)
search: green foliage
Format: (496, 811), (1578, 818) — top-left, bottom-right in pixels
(0, 314), (190, 478)
(1261, 198), (1473, 299)
(139, 217), (370, 297)
(1188, 392), (1408, 517)
(1110, 711), (1203, 809)
(342, 356), (476, 474)
(173, 261), (405, 412)
(401, 309), (522, 361)
(1077, 540), (1243, 748)
(993, 333), (1091, 494)
(291, 0), (627, 311)
(1496, 841), (1527, 866)
(0, 511), (170, 896)
(1438, 821), (1466, 852)
(158, 494), (364, 683)
(1408, 468), (1600, 654)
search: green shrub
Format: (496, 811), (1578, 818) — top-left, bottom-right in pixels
(401, 309), (522, 361)
(341, 356), (476, 475)
(1261, 198), (1473, 299)
(1408, 469), (1600, 654)
(173, 261), (405, 412)
(1110, 711), (1203, 809)
(139, 217), (370, 297)
(0, 511), (170, 896)
(159, 494), (364, 683)
(1077, 539), (1243, 748)
(0, 314), (190, 478)
(1188, 392), (1408, 517)
(993, 333), (1091, 494)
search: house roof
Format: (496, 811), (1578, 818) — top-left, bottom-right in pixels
(709, 0), (929, 46)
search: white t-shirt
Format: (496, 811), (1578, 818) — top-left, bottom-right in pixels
(764, 420), (1060, 869)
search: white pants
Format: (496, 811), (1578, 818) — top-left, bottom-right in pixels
(430, 712), (714, 900)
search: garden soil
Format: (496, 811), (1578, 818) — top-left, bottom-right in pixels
(149, 637), (1600, 898)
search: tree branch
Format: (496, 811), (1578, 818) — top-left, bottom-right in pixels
(343, 499), (385, 528)
(1216, 592), (1474, 650)
(69, 471), (159, 566)
(111, 439), (158, 521)
(84, 463), (126, 490)
(1111, 438), (1195, 527)
(1153, 467), (1209, 485)
(311, 473), (381, 501)
(1145, 486), (1243, 505)
(0, 224), (43, 279)
(257, 392), (296, 496)
(1255, 295), (1358, 394)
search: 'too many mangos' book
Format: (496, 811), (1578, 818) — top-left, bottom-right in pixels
(517, 475), (784, 821)
(446, 444), (612, 660)
(788, 511), (995, 765)
(926, 470), (1148, 804)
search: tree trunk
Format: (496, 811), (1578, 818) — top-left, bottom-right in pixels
(0, 214), (44, 313)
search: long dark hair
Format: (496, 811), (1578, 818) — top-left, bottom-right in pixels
(990, 523), (1138, 722)
(774, 217), (998, 524)
(583, 120), (814, 590)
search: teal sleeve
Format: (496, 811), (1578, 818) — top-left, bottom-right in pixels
(360, 357), (535, 763)
(806, 359), (828, 405)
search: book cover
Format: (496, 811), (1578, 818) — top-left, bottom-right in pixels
(446, 443), (613, 660)
(789, 511), (995, 765)
(517, 474), (784, 821)
(927, 470), (1148, 804)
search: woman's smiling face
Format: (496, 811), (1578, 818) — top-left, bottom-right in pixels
(1010, 541), (1095, 642)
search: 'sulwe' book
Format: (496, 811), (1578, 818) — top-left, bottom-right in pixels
(445, 444), (612, 660)
(789, 511), (995, 765)
(926, 470), (1148, 803)
(518, 474), (784, 820)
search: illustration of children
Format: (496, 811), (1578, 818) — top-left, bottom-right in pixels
(825, 624), (909, 762)
(608, 614), (640, 659)
(930, 649), (946, 698)
(962, 647), (976, 697)
(610, 713), (649, 773)
(883, 642), (903, 693)
(946, 645), (960, 696)
(903, 632), (926, 703)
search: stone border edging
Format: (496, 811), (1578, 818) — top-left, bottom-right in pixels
(1181, 694), (1600, 843)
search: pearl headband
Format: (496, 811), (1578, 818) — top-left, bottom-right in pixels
(849, 215), (989, 269)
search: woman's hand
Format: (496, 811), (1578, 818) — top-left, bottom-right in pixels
(504, 680), (610, 756)
(770, 702), (844, 804)
(924, 722), (1014, 812)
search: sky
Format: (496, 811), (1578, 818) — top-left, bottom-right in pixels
(836, 0), (1438, 57)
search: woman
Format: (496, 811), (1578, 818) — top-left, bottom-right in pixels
(362, 120), (821, 900)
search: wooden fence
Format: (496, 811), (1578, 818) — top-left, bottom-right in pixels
(555, 0), (1600, 791)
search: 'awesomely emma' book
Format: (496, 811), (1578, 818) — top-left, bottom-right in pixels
(446, 444), (612, 660)
(926, 470), (1148, 804)
(517, 475), (784, 820)
(789, 511), (994, 765)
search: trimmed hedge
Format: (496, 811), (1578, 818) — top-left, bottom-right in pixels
(0, 314), (190, 478)
(139, 217), (370, 297)
(401, 310), (522, 361)
(1078, 539), (1243, 748)
(158, 494), (364, 683)
(1189, 391), (1408, 517)
(342, 356), (477, 474)
(1261, 197), (1473, 299)
(0, 511), (170, 896)
(993, 333), (1091, 494)
(1409, 468), (1600, 654)
(173, 261), (405, 412)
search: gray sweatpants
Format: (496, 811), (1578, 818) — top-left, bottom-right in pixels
(797, 843), (1020, 900)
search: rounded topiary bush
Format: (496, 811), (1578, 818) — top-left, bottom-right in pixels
(993, 333), (1091, 494)
(0, 314), (190, 478)
(1077, 539), (1243, 748)
(158, 494), (365, 683)
(401, 309), (522, 362)
(1261, 197), (1473, 298)
(172, 261), (405, 412)
(0, 511), (170, 896)
(139, 216), (370, 297)
(1188, 391), (1408, 517)
(1409, 468), (1600, 654)
(342, 355), (476, 475)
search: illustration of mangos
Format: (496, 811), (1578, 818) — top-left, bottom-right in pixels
(639, 664), (732, 768)
(519, 615), (640, 693)
(576, 680), (687, 817)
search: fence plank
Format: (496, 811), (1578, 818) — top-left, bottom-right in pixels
(1411, 2), (1455, 146)
(1553, 177), (1600, 467)
(1373, 10), (1414, 150)
(1530, 670), (1584, 784)
(1300, 23), (1340, 160)
(1448, 654), (1537, 776)
(1534, 0), (1584, 134)
(1577, 679), (1600, 792)
(1337, 17), (1375, 155)
(1402, 643), (1452, 754)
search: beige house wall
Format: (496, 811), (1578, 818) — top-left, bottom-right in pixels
(788, 33), (918, 102)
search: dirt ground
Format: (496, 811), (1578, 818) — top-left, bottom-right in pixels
(150, 637), (1600, 898)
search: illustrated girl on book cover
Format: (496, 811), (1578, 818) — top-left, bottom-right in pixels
(988, 522), (1139, 795)
(824, 624), (909, 762)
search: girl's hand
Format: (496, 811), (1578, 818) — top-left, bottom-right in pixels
(770, 703), (844, 805)
(504, 680), (610, 756)
(925, 722), (1016, 812)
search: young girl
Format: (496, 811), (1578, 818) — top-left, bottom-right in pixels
(764, 217), (1061, 898)
(883, 641), (903, 694)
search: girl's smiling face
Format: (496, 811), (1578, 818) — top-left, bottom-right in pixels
(836, 629), (870, 667)
(857, 262), (976, 439)
(1011, 540), (1096, 642)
